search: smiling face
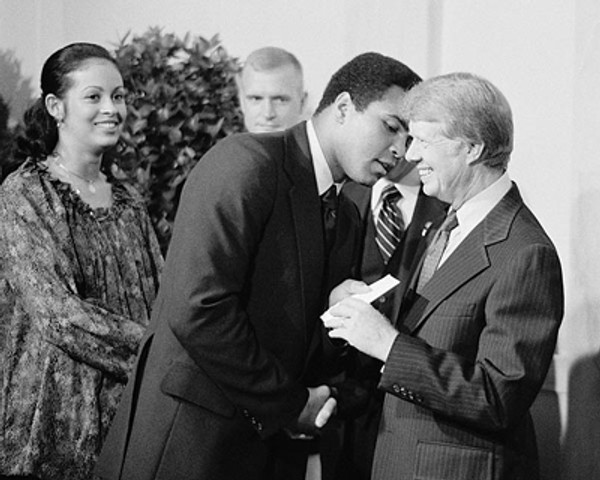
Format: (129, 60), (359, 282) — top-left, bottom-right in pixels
(332, 85), (409, 186)
(239, 64), (306, 133)
(405, 120), (477, 206)
(49, 58), (126, 155)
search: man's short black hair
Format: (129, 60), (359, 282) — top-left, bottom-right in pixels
(314, 52), (421, 114)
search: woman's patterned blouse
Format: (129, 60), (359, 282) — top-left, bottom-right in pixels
(0, 159), (163, 479)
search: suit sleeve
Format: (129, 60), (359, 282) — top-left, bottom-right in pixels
(379, 242), (563, 432)
(160, 137), (308, 437)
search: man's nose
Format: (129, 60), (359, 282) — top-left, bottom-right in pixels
(405, 142), (420, 163)
(262, 100), (276, 119)
(390, 139), (407, 160)
(390, 145), (402, 163)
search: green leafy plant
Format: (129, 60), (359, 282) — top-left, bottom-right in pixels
(110, 27), (244, 252)
(0, 93), (17, 182)
(0, 94), (13, 323)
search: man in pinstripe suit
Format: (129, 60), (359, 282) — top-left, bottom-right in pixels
(323, 72), (564, 480)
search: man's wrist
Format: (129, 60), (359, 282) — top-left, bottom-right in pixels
(377, 331), (399, 363)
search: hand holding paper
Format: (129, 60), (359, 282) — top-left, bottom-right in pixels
(321, 274), (400, 323)
(322, 275), (401, 361)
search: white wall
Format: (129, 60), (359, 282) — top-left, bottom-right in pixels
(439, 0), (578, 382)
(0, 0), (427, 117)
(1, 0), (599, 477)
(0, 0), (444, 117)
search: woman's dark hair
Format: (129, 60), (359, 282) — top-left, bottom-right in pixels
(15, 42), (119, 161)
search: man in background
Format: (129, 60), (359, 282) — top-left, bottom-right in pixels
(237, 46), (307, 133)
(324, 72), (564, 480)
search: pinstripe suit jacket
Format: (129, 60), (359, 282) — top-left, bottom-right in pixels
(372, 184), (564, 480)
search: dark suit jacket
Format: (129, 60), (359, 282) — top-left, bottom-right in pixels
(95, 123), (361, 480)
(373, 184), (564, 480)
(329, 182), (446, 480)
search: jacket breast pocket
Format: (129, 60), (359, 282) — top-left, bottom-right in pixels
(415, 441), (493, 480)
(160, 361), (236, 418)
(431, 300), (476, 319)
(419, 300), (481, 352)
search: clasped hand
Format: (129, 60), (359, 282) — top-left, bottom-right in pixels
(286, 385), (337, 439)
(322, 279), (399, 362)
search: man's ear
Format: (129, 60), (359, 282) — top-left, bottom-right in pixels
(465, 142), (485, 165)
(333, 91), (353, 124)
(45, 94), (65, 122)
(300, 91), (308, 112)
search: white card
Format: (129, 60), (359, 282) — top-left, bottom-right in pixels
(321, 274), (400, 322)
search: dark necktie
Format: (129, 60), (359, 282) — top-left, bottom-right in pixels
(416, 209), (458, 293)
(375, 185), (404, 264)
(321, 185), (339, 253)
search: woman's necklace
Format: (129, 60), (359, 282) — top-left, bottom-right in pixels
(52, 152), (101, 194)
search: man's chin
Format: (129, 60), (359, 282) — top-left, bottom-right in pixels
(422, 182), (440, 199)
(352, 172), (379, 187)
(253, 125), (281, 133)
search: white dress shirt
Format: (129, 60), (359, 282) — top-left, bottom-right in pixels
(306, 120), (343, 195)
(440, 173), (512, 266)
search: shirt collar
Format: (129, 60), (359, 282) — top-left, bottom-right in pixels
(306, 120), (340, 195)
(371, 174), (420, 211)
(455, 172), (512, 233)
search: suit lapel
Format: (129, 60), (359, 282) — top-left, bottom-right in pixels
(327, 192), (362, 287)
(344, 181), (371, 217)
(342, 182), (384, 282)
(402, 184), (523, 333)
(284, 123), (324, 338)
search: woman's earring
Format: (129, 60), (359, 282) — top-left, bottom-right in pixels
(56, 117), (63, 128)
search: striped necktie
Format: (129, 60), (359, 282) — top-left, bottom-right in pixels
(416, 209), (458, 293)
(375, 185), (404, 264)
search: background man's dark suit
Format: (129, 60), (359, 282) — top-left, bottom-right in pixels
(373, 184), (564, 480)
(95, 123), (360, 480)
(346, 182), (447, 318)
(327, 181), (446, 479)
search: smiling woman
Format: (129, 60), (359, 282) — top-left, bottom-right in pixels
(42, 51), (128, 209)
(0, 43), (163, 480)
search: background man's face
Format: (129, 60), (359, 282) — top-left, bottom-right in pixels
(239, 65), (306, 133)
